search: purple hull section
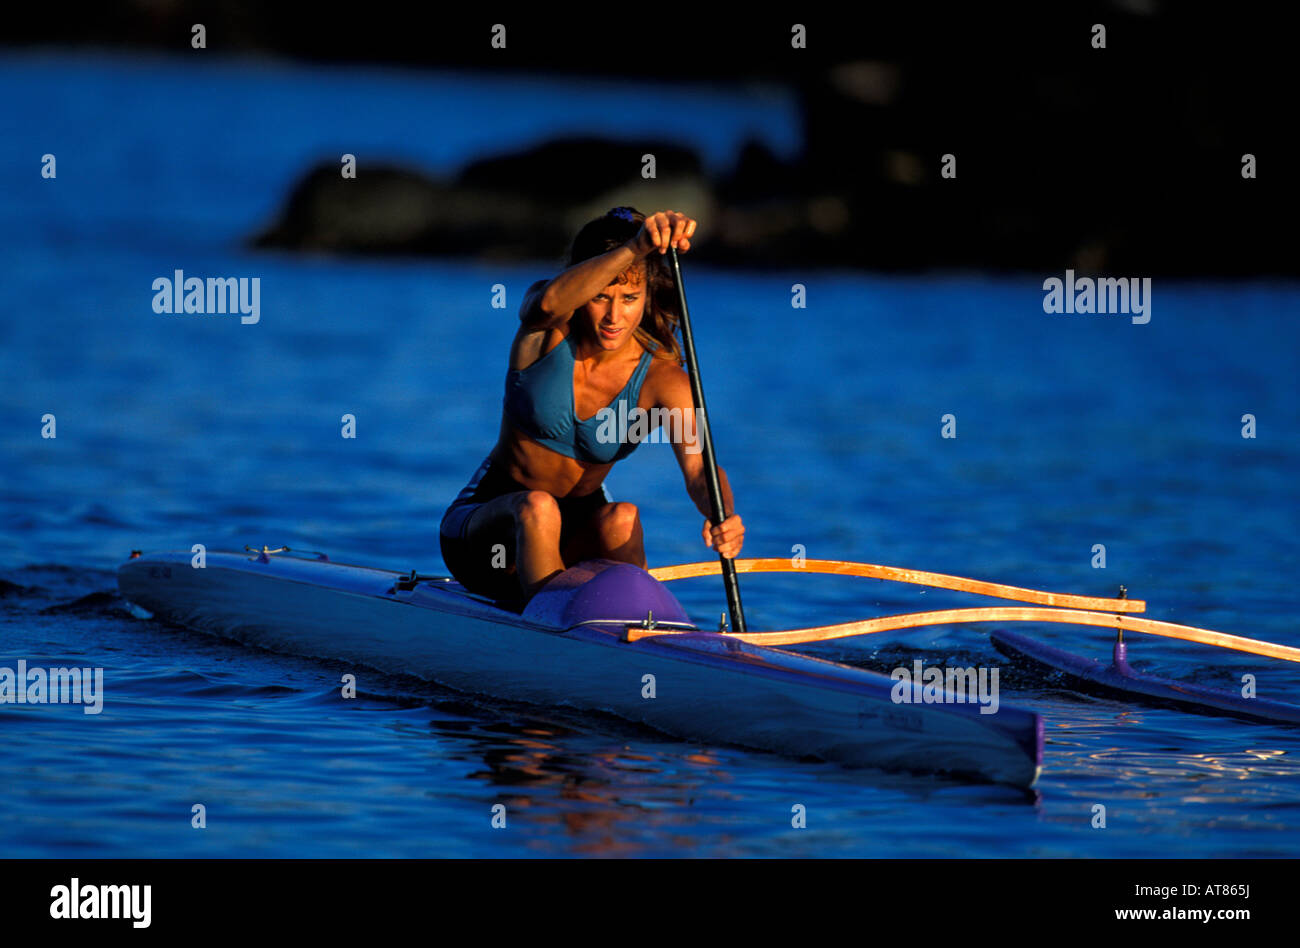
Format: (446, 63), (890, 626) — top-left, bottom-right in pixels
(991, 629), (1300, 726)
(522, 559), (693, 627)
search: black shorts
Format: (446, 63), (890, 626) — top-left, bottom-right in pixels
(439, 454), (612, 605)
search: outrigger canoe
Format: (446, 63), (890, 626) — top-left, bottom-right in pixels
(116, 248), (1300, 788)
(117, 549), (1045, 788)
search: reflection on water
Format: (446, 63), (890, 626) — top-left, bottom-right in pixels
(6, 561), (1300, 856)
(1083, 748), (1297, 781)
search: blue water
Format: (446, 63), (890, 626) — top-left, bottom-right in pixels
(3, 51), (1299, 857)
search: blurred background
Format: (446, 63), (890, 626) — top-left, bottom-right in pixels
(7, 2), (1294, 273)
(2, 3), (1299, 858)
(3, 2), (1295, 575)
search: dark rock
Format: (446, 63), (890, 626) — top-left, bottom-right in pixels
(457, 137), (703, 202)
(251, 163), (565, 256)
(250, 138), (711, 259)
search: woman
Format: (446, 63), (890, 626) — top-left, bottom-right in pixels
(440, 207), (744, 607)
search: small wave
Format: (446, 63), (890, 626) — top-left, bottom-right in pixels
(39, 591), (123, 615)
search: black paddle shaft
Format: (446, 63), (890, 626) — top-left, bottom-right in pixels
(667, 246), (746, 634)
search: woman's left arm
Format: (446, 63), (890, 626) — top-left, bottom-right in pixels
(658, 369), (745, 558)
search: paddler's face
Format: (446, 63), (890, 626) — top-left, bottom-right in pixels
(583, 271), (646, 349)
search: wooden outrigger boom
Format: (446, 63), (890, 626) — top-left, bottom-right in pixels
(649, 558), (1146, 612)
(641, 558), (1300, 665)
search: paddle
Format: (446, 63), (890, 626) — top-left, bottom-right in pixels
(668, 246), (746, 634)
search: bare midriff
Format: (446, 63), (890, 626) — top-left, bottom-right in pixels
(491, 416), (614, 498)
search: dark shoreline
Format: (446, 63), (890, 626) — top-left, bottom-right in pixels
(11, 6), (1295, 275)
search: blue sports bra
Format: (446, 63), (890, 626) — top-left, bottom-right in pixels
(504, 332), (656, 464)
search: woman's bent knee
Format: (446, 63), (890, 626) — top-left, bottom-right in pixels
(595, 502), (640, 539)
(514, 490), (562, 531)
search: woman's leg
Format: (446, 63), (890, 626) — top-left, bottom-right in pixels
(560, 501), (646, 569)
(460, 489), (569, 601)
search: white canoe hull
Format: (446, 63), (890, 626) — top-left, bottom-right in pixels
(118, 551), (1043, 787)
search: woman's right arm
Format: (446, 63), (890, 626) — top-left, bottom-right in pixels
(522, 244), (642, 329)
(521, 211), (696, 329)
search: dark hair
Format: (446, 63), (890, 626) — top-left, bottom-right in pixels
(565, 207), (684, 365)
